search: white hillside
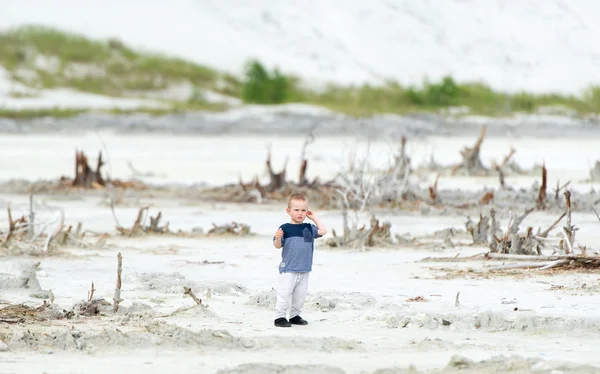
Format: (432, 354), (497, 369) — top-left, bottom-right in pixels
(1, 0), (600, 95)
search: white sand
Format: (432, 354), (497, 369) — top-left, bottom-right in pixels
(1, 134), (600, 373)
(2, 0), (600, 94)
(0, 132), (598, 190)
(1, 194), (600, 373)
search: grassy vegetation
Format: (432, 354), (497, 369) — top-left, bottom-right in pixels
(0, 25), (224, 96)
(0, 107), (87, 120)
(240, 60), (600, 116)
(0, 102), (229, 120)
(1, 25), (599, 118)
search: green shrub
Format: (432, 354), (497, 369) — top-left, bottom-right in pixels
(2, 25), (600, 117)
(584, 86), (600, 111)
(241, 60), (288, 104)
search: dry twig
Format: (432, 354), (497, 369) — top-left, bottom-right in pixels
(183, 286), (202, 305)
(113, 252), (122, 313)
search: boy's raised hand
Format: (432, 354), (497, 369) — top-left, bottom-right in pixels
(307, 210), (316, 220)
(274, 228), (284, 239)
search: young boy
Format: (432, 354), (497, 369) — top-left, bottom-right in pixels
(272, 193), (327, 327)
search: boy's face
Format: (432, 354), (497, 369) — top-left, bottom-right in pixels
(286, 199), (308, 224)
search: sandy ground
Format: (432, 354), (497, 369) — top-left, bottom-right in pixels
(2, 134), (600, 373)
(2, 192), (600, 373)
(1, 133), (599, 190)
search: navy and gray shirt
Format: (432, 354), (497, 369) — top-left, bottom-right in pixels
(274, 223), (322, 273)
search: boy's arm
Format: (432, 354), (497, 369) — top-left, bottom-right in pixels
(273, 227), (284, 248)
(308, 212), (327, 237)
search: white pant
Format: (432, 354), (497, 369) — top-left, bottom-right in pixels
(275, 272), (310, 319)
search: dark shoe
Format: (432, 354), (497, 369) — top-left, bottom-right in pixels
(289, 315), (308, 325)
(274, 317), (291, 327)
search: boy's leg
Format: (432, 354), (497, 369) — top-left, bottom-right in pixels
(275, 272), (296, 319)
(290, 272), (310, 319)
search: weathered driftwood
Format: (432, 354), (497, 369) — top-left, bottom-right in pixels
(327, 137), (413, 250)
(423, 251), (600, 272)
(115, 206), (170, 236)
(485, 253), (600, 271)
(298, 126), (318, 187)
(74, 298), (111, 316)
(1, 204), (106, 254)
(390, 136), (411, 181)
(72, 150), (105, 188)
(428, 174), (440, 204)
(537, 211), (566, 239)
(183, 286), (202, 305)
(87, 281), (96, 302)
(536, 162), (548, 209)
(491, 146), (525, 179)
(558, 190), (577, 254)
(28, 194), (35, 239)
(487, 207), (539, 254)
(452, 126), (488, 176)
(465, 214), (490, 244)
(239, 138), (324, 203)
(113, 252), (123, 313)
(425, 190), (598, 272)
(590, 160), (600, 181)
(207, 222), (252, 236)
(326, 216), (393, 250)
(420, 252), (487, 262)
(266, 145), (288, 191)
(480, 191), (494, 205)
(0, 301), (52, 323)
(554, 180), (570, 201)
(1, 206), (22, 248)
(508, 208), (536, 254)
(467, 205), (565, 256)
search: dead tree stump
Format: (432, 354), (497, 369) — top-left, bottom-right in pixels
(266, 146), (288, 191)
(452, 126), (489, 176)
(428, 174), (440, 204)
(72, 150), (106, 188)
(465, 214), (489, 244)
(559, 190), (577, 254)
(298, 127), (317, 186)
(536, 162), (547, 209)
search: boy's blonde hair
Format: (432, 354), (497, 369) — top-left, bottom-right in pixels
(287, 193), (308, 208)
